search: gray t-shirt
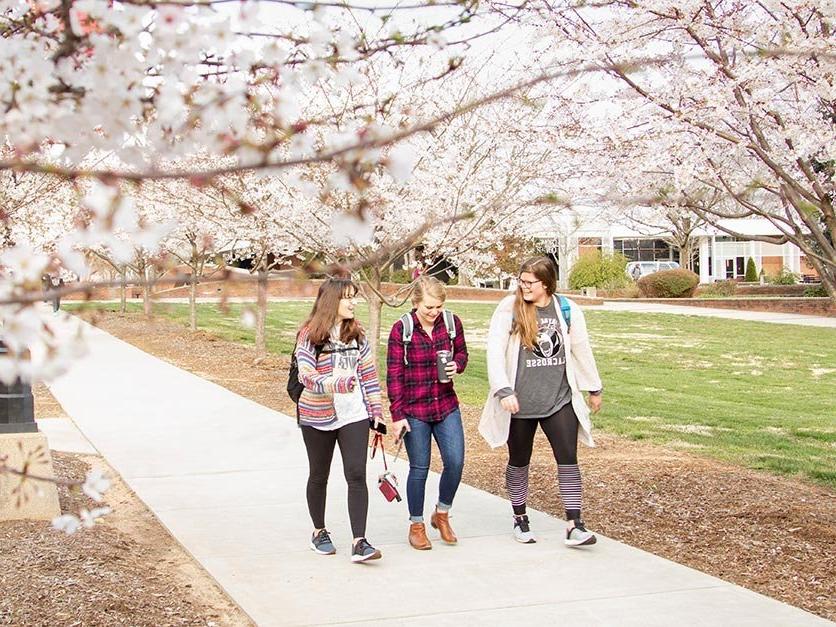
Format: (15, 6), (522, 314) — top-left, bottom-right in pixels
(508, 300), (572, 419)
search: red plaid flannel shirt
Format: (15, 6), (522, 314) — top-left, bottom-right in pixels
(386, 310), (468, 423)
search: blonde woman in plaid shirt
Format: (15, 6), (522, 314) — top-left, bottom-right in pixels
(387, 276), (469, 551)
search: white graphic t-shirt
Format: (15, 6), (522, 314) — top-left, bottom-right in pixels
(315, 327), (368, 431)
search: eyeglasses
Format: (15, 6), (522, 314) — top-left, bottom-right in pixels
(518, 279), (542, 289)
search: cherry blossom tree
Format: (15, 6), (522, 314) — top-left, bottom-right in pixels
(538, 1), (835, 297)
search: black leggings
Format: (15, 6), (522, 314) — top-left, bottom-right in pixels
(507, 403), (579, 467)
(506, 403), (583, 520)
(301, 419), (369, 538)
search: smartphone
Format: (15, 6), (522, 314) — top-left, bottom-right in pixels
(370, 419), (387, 435)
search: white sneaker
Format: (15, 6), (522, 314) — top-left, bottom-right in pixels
(513, 515), (536, 544)
(565, 520), (597, 547)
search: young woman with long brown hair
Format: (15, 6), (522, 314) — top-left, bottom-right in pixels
(295, 277), (383, 563)
(479, 256), (603, 545)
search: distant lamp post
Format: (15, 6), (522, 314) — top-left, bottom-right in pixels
(0, 342), (37, 434)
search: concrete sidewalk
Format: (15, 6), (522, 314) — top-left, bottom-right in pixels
(594, 300), (836, 327)
(46, 321), (829, 626)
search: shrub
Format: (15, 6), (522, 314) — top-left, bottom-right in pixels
(803, 284), (828, 298)
(568, 252), (630, 290)
(637, 269), (700, 298)
(744, 257), (758, 282)
(768, 267), (799, 285)
(698, 280), (737, 297)
(388, 268), (411, 284)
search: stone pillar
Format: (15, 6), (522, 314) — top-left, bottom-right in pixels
(0, 343), (61, 521)
(0, 432), (62, 521)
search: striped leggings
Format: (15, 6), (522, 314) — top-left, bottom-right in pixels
(505, 403), (583, 521)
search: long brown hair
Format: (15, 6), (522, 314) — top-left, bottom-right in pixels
(300, 278), (364, 346)
(512, 256), (557, 350)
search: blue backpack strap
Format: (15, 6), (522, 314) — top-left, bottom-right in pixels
(557, 295), (571, 331)
(399, 313), (413, 365)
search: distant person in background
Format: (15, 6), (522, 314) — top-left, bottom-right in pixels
(411, 262), (425, 281)
(51, 275), (64, 312)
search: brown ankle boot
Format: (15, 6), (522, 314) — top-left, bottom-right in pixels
(409, 522), (432, 550)
(430, 509), (457, 544)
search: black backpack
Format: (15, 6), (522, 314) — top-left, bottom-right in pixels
(287, 341), (355, 404)
(287, 342), (325, 404)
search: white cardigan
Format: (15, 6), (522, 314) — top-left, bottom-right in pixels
(478, 294), (602, 449)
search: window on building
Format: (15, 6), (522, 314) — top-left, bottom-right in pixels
(613, 238), (672, 262)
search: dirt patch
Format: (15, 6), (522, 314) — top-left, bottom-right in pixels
(33, 383), (67, 419)
(0, 387), (252, 626)
(78, 310), (835, 621)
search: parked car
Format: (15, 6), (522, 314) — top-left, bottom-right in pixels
(626, 260), (680, 280)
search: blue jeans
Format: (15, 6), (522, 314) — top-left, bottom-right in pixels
(403, 408), (465, 522)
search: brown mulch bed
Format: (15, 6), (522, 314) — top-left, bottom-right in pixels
(77, 310), (835, 621)
(0, 388), (253, 626)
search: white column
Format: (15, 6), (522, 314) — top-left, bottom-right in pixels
(602, 232), (614, 254)
(712, 235), (720, 279)
(698, 237), (711, 283)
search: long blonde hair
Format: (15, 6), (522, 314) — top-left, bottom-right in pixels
(512, 256), (557, 350)
(411, 275), (446, 307)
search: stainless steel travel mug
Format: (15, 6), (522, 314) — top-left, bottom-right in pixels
(436, 350), (453, 383)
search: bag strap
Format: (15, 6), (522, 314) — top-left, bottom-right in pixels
(557, 295), (571, 331)
(442, 310), (456, 340)
(370, 433), (404, 471)
(442, 309), (456, 358)
(399, 313), (413, 365)
(370, 433), (388, 471)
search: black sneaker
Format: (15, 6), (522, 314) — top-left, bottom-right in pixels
(513, 515), (536, 544)
(565, 520), (597, 547)
(310, 529), (336, 555)
(351, 538), (382, 563)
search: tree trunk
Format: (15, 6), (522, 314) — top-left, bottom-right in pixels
(119, 267), (127, 315)
(365, 282), (384, 371)
(189, 270), (197, 332)
(680, 239), (694, 271)
(808, 256), (836, 302)
(457, 263), (472, 287)
(142, 265), (152, 318)
(255, 267), (268, 358)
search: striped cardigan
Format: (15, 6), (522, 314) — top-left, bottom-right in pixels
(295, 327), (383, 428)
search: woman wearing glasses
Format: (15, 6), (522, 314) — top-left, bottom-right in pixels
(480, 256), (603, 546)
(295, 276), (384, 563)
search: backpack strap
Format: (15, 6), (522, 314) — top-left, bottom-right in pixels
(399, 313), (413, 365)
(442, 309), (456, 358)
(557, 295), (571, 332)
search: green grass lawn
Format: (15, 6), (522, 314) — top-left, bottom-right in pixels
(70, 301), (836, 488)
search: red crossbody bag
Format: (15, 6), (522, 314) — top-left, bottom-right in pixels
(370, 433), (403, 503)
